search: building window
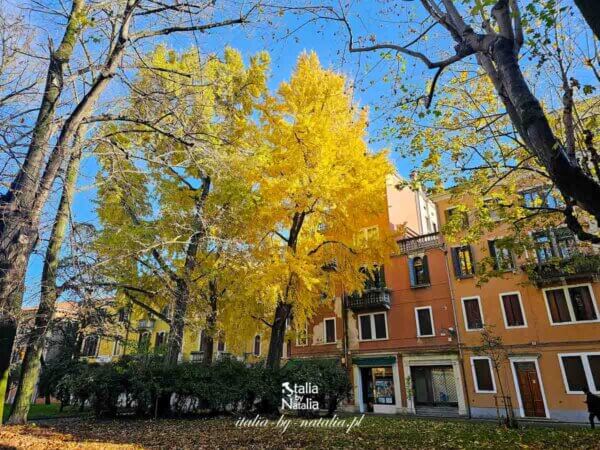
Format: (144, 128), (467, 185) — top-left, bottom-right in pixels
(358, 312), (388, 341)
(415, 306), (435, 337)
(217, 340), (226, 353)
(500, 292), (526, 328)
(544, 285), (598, 324)
(451, 246), (474, 278)
(533, 228), (576, 263)
(409, 256), (430, 287)
(296, 323), (308, 346)
(488, 240), (515, 271)
(462, 297), (484, 331)
(138, 332), (150, 352)
(373, 367), (396, 405)
(253, 335), (261, 356)
(445, 207), (469, 227)
(155, 331), (167, 350)
(521, 186), (560, 209)
(113, 339), (124, 356)
(559, 353), (600, 393)
(324, 318), (336, 343)
(484, 198), (501, 221)
(471, 357), (496, 393)
(81, 336), (99, 357)
(117, 307), (129, 322)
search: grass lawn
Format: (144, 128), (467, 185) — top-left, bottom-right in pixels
(0, 415), (599, 449)
(2, 403), (89, 422)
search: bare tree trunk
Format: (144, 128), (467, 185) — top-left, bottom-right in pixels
(575, 0), (600, 40)
(0, 0), (137, 383)
(0, 0), (85, 313)
(265, 302), (291, 369)
(7, 147), (82, 425)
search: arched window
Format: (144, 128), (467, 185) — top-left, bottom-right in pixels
(409, 256), (430, 287)
(253, 335), (261, 356)
(81, 335), (99, 357)
(138, 332), (150, 352)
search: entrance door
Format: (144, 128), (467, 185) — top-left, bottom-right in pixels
(514, 362), (546, 417)
(360, 368), (374, 412)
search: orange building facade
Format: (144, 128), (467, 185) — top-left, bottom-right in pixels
(289, 176), (469, 416)
(288, 179), (599, 423)
(435, 189), (600, 423)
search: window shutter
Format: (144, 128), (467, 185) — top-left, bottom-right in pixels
(488, 241), (498, 270)
(451, 248), (461, 277)
(422, 255), (430, 284)
(408, 257), (416, 287)
(467, 245), (475, 273)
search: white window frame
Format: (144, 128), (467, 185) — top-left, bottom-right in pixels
(557, 352), (600, 394)
(542, 283), (600, 326)
(112, 339), (123, 357)
(470, 356), (497, 394)
(253, 335), (261, 356)
(509, 356), (549, 418)
(82, 336), (99, 357)
(461, 296), (484, 331)
(358, 312), (388, 341)
(414, 306), (435, 337)
(323, 317), (337, 344)
(499, 291), (528, 329)
(295, 322), (308, 346)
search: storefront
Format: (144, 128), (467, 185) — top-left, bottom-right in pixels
(402, 353), (468, 416)
(352, 355), (402, 414)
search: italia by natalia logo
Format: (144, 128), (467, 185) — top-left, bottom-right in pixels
(281, 382), (319, 410)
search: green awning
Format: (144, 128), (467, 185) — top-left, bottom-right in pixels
(352, 356), (396, 367)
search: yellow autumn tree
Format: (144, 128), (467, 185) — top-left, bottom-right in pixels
(247, 53), (395, 368)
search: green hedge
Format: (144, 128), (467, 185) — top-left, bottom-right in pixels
(46, 356), (351, 418)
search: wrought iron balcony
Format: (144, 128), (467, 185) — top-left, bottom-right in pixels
(523, 253), (600, 286)
(137, 319), (156, 331)
(398, 232), (443, 255)
(347, 287), (391, 312)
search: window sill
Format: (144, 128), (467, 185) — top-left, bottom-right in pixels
(456, 274), (474, 280)
(417, 334), (436, 338)
(411, 283), (431, 289)
(549, 319), (600, 326)
(359, 337), (389, 342)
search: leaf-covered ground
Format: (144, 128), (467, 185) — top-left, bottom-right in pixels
(1, 415), (599, 449)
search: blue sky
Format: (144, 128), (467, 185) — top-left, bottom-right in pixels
(21, 1), (595, 305)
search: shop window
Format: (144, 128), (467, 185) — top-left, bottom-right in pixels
(373, 367), (395, 405)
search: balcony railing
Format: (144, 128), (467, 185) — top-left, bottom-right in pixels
(190, 351), (204, 363)
(523, 253), (600, 286)
(398, 232), (443, 255)
(347, 287), (391, 311)
(137, 319), (156, 331)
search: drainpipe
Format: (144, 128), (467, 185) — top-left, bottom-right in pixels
(441, 245), (472, 418)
